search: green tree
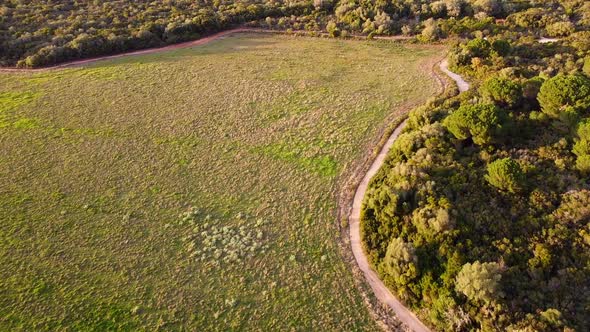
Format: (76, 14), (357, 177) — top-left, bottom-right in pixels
(465, 38), (492, 58)
(382, 237), (418, 286)
(491, 39), (511, 56)
(481, 76), (522, 108)
(326, 21), (340, 37)
(537, 74), (590, 118)
(584, 57), (590, 76)
(420, 18), (442, 42)
(443, 103), (505, 145)
(485, 157), (524, 193)
(576, 155), (590, 174)
(545, 21), (575, 37)
(455, 261), (502, 304)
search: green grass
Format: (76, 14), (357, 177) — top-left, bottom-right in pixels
(0, 33), (441, 331)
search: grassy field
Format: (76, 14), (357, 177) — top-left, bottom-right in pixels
(0, 33), (441, 331)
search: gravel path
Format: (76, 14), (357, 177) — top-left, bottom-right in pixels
(349, 60), (469, 332)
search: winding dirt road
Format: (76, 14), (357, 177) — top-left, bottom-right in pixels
(349, 61), (469, 332)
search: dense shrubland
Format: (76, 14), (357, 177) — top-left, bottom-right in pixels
(0, 0), (313, 67)
(2, 0), (589, 67)
(361, 2), (590, 330)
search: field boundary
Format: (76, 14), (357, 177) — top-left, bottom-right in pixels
(0, 28), (412, 73)
(334, 55), (457, 331)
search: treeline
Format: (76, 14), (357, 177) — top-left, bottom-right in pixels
(3, 0), (589, 68)
(361, 1), (590, 331)
(0, 0), (313, 67)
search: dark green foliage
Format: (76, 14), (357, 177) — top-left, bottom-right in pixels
(481, 77), (522, 108)
(574, 118), (590, 174)
(465, 38), (492, 58)
(362, 8), (590, 328)
(491, 39), (511, 56)
(443, 103), (505, 145)
(485, 158), (525, 193)
(0, 0), (313, 67)
(538, 74), (590, 118)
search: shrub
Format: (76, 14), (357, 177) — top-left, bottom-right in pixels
(443, 103), (505, 145)
(584, 57), (590, 76)
(485, 157), (524, 193)
(455, 261), (502, 304)
(326, 21), (340, 37)
(545, 21), (575, 37)
(382, 237), (418, 286)
(481, 77), (522, 108)
(575, 155), (590, 174)
(577, 118), (590, 140)
(421, 18), (442, 42)
(465, 38), (492, 58)
(573, 139), (590, 156)
(522, 76), (544, 101)
(491, 39), (511, 56)
(537, 74), (590, 118)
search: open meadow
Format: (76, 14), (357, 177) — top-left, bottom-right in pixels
(0, 33), (441, 330)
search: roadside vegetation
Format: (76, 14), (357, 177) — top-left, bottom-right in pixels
(4, 0), (590, 68)
(0, 33), (441, 330)
(361, 1), (590, 331)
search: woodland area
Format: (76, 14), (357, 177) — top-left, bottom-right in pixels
(2, 0), (589, 67)
(361, 1), (590, 331)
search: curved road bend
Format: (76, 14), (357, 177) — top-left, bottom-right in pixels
(349, 60), (469, 332)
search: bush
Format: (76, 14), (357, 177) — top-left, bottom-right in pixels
(577, 118), (590, 140)
(455, 261), (502, 304)
(491, 39), (511, 56)
(485, 157), (524, 193)
(481, 77), (522, 108)
(326, 21), (340, 37)
(545, 21), (575, 37)
(576, 155), (590, 174)
(537, 74), (590, 118)
(443, 103), (505, 145)
(420, 18), (442, 42)
(465, 38), (492, 58)
(382, 237), (418, 286)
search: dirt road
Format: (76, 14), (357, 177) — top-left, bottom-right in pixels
(348, 61), (469, 332)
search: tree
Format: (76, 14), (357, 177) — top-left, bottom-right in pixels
(472, 0), (502, 17)
(584, 57), (590, 76)
(481, 76), (522, 108)
(545, 21), (575, 37)
(326, 21), (340, 37)
(576, 155), (590, 174)
(445, 0), (463, 17)
(443, 103), (505, 145)
(491, 39), (511, 56)
(382, 237), (418, 286)
(485, 157), (524, 193)
(537, 74), (590, 118)
(464, 38), (491, 58)
(421, 18), (442, 41)
(455, 261), (502, 304)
